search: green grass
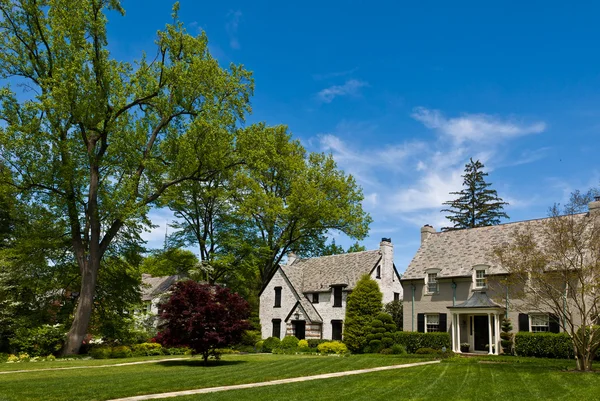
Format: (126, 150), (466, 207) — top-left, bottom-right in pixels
(175, 356), (600, 401)
(0, 355), (188, 372)
(0, 354), (432, 401)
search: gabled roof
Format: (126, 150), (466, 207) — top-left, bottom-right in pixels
(402, 214), (587, 280)
(282, 267), (323, 323)
(288, 250), (382, 293)
(141, 274), (180, 301)
(448, 291), (503, 309)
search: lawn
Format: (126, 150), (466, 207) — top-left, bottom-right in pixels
(0, 353), (432, 401)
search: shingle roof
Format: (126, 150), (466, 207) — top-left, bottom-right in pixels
(286, 250), (382, 293)
(282, 267), (323, 323)
(402, 214), (587, 280)
(141, 274), (180, 301)
(449, 291), (503, 309)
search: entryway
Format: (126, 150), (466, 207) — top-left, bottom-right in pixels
(293, 321), (306, 339)
(473, 315), (489, 351)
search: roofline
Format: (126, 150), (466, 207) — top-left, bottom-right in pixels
(291, 249), (381, 264)
(258, 264), (284, 297)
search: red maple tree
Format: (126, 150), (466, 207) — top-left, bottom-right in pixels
(155, 280), (250, 363)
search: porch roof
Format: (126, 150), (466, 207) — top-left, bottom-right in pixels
(447, 291), (504, 309)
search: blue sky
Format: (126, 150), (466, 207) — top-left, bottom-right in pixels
(109, 1), (600, 272)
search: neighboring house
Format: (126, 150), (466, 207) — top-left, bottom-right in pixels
(401, 199), (600, 355)
(259, 238), (403, 341)
(140, 273), (181, 315)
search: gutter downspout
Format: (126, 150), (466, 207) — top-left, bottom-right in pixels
(505, 285), (509, 319)
(451, 281), (456, 307)
(411, 283), (415, 332)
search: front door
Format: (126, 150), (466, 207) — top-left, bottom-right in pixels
(294, 321), (306, 339)
(473, 315), (489, 351)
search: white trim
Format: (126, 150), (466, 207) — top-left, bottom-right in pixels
(424, 313), (440, 333)
(529, 313), (550, 332)
(425, 269), (440, 294)
(471, 265), (489, 290)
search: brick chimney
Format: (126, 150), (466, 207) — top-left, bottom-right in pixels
(287, 252), (298, 266)
(380, 238), (393, 278)
(589, 196), (600, 215)
(421, 225), (436, 244)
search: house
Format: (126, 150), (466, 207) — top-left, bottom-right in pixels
(401, 199), (600, 354)
(259, 238), (403, 341)
(140, 273), (181, 315)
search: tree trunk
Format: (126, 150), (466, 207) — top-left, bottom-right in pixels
(62, 259), (100, 355)
(575, 350), (593, 371)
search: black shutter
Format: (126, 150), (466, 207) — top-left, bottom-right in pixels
(549, 314), (560, 333)
(417, 313), (425, 332)
(518, 313), (529, 332)
(439, 313), (447, 332)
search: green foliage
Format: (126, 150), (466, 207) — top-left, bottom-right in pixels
(384, 300), (403, 330)
(262, 337), (281, 353)
(140, 249), (198, 277)
(307, 339), (328, 349)
(110, 346), (133, 359)
(343, 275), (383, 353)
(280, 336), (300, 349)
(390, 344), (407, 355)
(514, 332), (574, 359)
(441, 158), (509, 231)
(317, 341), (348, 355)
(240, 330), (262, 347)
(320, 240), (367, 256)
(393, 332), (451, 354)
(165, 347), (191, 355)
(89, 347), (112, 359)
(255, 340), (264, 352)
(500, 318), (514, 355)
(365, 313), (396, 353)
(131, 343), (164, 357)
(297, 339), (309, 349)
(415, 347), (439, 354)
(8, 324), (65, 357)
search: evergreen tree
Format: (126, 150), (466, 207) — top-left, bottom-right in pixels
(441, 158), (509, 231)
(342, 275), (383, 353)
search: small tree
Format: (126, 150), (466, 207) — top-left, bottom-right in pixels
(442, 158), (509, 231)
(384, 300), (403, 331)
(365, 312), (396, 353)
(343, 275), (383, 353)
(500, 318), (513, 355)
(156, 280), (250, 363)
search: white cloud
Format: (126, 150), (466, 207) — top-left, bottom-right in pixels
(317, 79), (368, 103)
(225, 10), (242, 49)
(411, 107), (546, 144)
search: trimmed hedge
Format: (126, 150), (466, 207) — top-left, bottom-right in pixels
(280, 336), (300, 349)
(514, 332), (574, 359)
(393, 332), (451, 354)
(262, 337), (281, 353)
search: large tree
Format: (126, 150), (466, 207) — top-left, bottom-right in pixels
(494, 190), (600, 371)
(441, 158), (509, 231)
(0, 0), (252, 354)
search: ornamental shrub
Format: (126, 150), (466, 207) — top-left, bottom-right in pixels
(514, 332), (574, 359)
(8, 324), (65, 357)
(0, 353), (8, 363)
(280, 336), (300, 349)
(255, 340), (264, 352)
(317, 341), (348, 355)
(240, 330), (262, 347)
(415, 347), (438, 354)
(500, 318), (513, 355)
(343, 275), (383, 353)
(298, 340), (309, 349)
(89, 346), (112, 359)
(393, 332), (451, 354)
(262, 337), (281, 353)
(391, 344), (406, 355)
(110, 345), (132, 358)
(132, 342), (164, 356)
(307, 339), (328, 349)
(165, 347), (190, 355)
(365, 313), (396, 353)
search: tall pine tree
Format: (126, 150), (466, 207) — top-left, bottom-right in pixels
(441, 158), (509, 231)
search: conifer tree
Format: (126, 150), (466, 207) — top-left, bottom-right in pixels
(441, 158), (509, 231)
(342, 275), (383, 353)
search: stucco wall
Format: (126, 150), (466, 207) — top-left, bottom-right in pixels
(259, 269), (299, 339)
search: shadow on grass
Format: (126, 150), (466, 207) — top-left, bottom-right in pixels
(158, 359), (247, 368)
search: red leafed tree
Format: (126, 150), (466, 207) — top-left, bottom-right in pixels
(156, 280), (250, 363)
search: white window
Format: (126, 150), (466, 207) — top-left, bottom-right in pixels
(427, 273), (438, 293)
(475, 269), (486, 288)
(426, 314), (440, 332)
(530, 314), (549, 332)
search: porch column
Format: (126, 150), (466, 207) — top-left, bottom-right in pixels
(456, 313), (461, 353)
(495, 313), (501, 355)
(487, 313), (493, 355)
(450, 313), (456, 351)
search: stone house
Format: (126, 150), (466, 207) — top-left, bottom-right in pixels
(401, 199), (600, 354)
(139, 273), (181, 315)
(259, 238), (403, 341)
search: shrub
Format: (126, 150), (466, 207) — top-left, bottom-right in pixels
(297, 340), (309, 349)
(500, 318), (513, 355)
(8, 324), (65, 357)
(343, 275), (383, 353)
(165, 347), (190, 355)
(280, 336), (300, 349)
(18, 353), (30, 362)
(365, 313), (396, 353)
(262, 337), (281, 353)
(0, 353), (8, 363)
(514, 332), (574, 359)
(380, 348), (393, 354)
(110, 345), (132, 358)
(132, 342), (164, 356)
(307, 339), (328, 349)
(384, 300), (403, 330)
(415, 347), (439, 355)
(89, 347), (112, 359)
(393, 332), (451, 354)
(240, 330), (262, 347)
(391, 344), (406, 355)
(45, 354), (56, 361)
(7, 354), (19, 363)
(255, 340), (264, 352)
(318, 341), (348, 355)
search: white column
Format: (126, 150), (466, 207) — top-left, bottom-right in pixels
(487, 313), (493, 355)
(458, 313), (462, 353)
(495, 313), (501, 355)
(451, 313), (456, 352)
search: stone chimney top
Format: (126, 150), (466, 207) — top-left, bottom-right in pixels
(142, 273), (152, 280)
(287, 252), (298, 266)
(381, 237), (392, 244)
(589, 197), (600, 215)
(421, 225), (436, 244)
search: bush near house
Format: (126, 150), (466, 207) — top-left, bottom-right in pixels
(393, 332), (451, 354)
(364, 313), (396, 353)
(280, 336), (300, 349)
(514, 332), (574, 359)
(317, 341), (348, 355)
(131, 343), (163, 356)
(307, 339), (328, 349)
(8, 324), (65, 357)
(262, 337), (281, 353)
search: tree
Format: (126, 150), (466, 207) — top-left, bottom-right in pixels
(342, 274), (383, 353)
(235, 123), (372, 285)
(140, 248), (199, 277)
(0, 1), (252, 354)
(156, 280), (250, 363)
(384, 300), (403, 331)
(320, 239), (367, 256)
(365, 312), (396, 353)
(441, 158), (509, 231)
(500, 318), (513, 355)
(494, 190), (600, 371)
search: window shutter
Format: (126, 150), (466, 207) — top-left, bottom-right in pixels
(439, 313), (447, 332)
(417, 313), (425, 332)
(549, 314), (560, 333)
(518, 313), (529, 332)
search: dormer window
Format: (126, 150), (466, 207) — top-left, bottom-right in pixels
(427, 273), (438, 293)
(472, 265), (489, 289)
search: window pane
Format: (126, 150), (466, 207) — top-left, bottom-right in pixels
(426, 314), (439, 325)
(427, 273), (437, 293)
(476, 270), (486, 287)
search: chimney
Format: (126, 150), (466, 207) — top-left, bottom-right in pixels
(380, 238), (393, 279)
(142, 273), (151, 280)
(589, 196), (600, 215)
(287, 252), (298, 266)
(421, 225), (436, 244)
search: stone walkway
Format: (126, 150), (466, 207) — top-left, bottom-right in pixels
(108, 360), (441, 401)
(0, 357), (191, 375)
